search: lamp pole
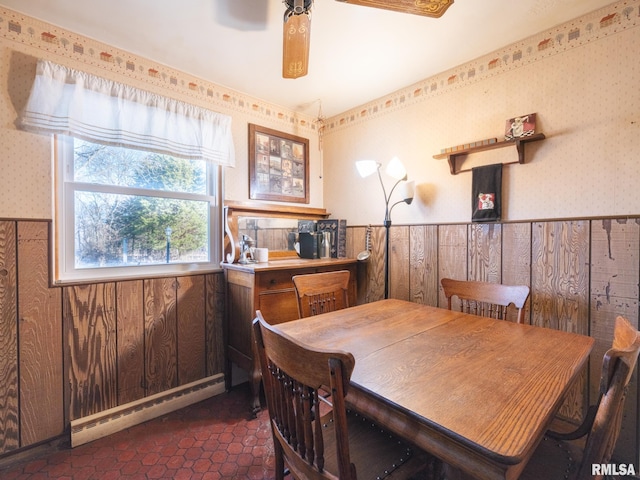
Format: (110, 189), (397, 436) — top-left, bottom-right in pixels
(378, 167), (413, 299)
(165, 227), (172, 264)
(356, 158), (414, 300)
(384, 218), (392, 299)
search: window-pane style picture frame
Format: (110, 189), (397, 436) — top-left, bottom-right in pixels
(249, 123), (309, 204)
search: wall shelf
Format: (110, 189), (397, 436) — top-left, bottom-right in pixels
(433, 133), (546, 174)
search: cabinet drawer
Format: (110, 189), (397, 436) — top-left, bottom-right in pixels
(257, 268), (315, 292)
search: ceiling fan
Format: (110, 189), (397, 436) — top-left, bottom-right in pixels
(282, 0), (455, 79)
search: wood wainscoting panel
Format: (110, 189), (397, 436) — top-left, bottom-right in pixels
(144, 278), (178, 395)
(502, 222), (532, 323)
(468, 223), (502, 284)
(531, 220), (590, 422)
(0, 220), (18, 453)
(531, 220), (590, 333)
(389, 225), (410, 300)
(205, 273), (226, 377)
(177, 275), (206, 385)
(64, 283), (118, 420)
(347, 226), (370, 305)
(409, 224), (438, 307)
(346, 225), (365, 260)
(437, 224), (468, 308)
(116, 280), (145, 405)
(590, 218), (639, 464)
(17, 221), (64, 446)
(367, 226), (386, 302)
(0, 219), (228, 458)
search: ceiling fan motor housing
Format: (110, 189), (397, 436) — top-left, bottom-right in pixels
(285, 0), (313, 15)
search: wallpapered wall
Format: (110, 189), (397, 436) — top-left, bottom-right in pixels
(2, 2), (638, 224)
(0, 6), (321, 220)
(322, 0), (640, 225)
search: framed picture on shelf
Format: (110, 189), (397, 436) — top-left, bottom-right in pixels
(249, 124), (309, 204)
(504, 113), (536, 140)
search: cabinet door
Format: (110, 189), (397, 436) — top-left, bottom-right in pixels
(226, 281), (254, 371)
(257, 290), (300, 324)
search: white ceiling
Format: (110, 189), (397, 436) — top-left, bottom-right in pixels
(1, 0), (616, 117)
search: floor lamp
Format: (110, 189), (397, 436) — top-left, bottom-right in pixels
(356, 157), (415, 299)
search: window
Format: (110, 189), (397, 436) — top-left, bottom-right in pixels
(54, 136), (222, 283)
(19, 60), (235, 284)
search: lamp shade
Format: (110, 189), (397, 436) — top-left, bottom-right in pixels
(385, 156), (407, 180)
(355, 160), (380, 178)
(401, 181), (415, 204)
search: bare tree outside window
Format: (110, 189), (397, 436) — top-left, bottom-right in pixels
(55, 137), (217, 282)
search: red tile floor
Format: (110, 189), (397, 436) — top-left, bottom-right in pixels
(0, 383), (276, 480)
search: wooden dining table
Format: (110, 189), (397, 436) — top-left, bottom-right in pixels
(276, 299), (594, 480)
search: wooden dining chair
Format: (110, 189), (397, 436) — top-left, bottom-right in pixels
(252, 310), (435, 480)
(521, 316), (640, 480)
(292, 270), (350, 318)
(440, 277), (530, 324)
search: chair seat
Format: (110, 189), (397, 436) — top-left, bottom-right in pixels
(321, 411), (434, 480)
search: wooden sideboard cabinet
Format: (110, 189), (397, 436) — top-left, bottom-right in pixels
(223, 257), (357, 412)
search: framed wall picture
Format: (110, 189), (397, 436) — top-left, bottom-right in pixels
(249, 124), (309, 204)
(504, 113), (536, 140)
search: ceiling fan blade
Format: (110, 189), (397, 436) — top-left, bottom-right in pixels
(335, 0), (454, 18)
(283, 12), (311, 79)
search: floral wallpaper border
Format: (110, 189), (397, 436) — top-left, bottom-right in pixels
(326, 0), (640, 132)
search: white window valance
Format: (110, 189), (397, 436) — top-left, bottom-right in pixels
(19, 60), (235, 167)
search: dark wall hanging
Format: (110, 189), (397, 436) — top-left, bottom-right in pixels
(472, 163), (502, 222)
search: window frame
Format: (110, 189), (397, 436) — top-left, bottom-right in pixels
(52, 135), (222, 285)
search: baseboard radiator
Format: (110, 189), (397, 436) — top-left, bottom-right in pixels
(70, 374), (226, 447)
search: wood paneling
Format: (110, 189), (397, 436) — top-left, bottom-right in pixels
(468, 223), (502, 283)
(437, 224), (467, 308)
(531, 220), (590, 422)
(389, 225), (410, 300)
(352, 217), (638, 463)
(346, 225), (365, 259)
(144, 278), (178, 395)
(590, 218), (639, 463)
(17, 221), (63, 446)
(116, 280), (145, 405)
(409, 225), (438, 306)
(0, 220), (225, 459)
(531, 221), (590, 334)
(1, 215), (638, 466)
(502, 223), (531, 286)
(367, 226), (386, 302)
(64, 283), (118, 420)
(205, 273), (225, 376)
(0, 221), (18, 453)
(347, 226), (371, 305)
(177, 275), (205, 385)
(502, 223), (532, 323)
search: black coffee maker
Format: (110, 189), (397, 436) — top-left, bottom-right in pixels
(297, 220), (318, 259)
